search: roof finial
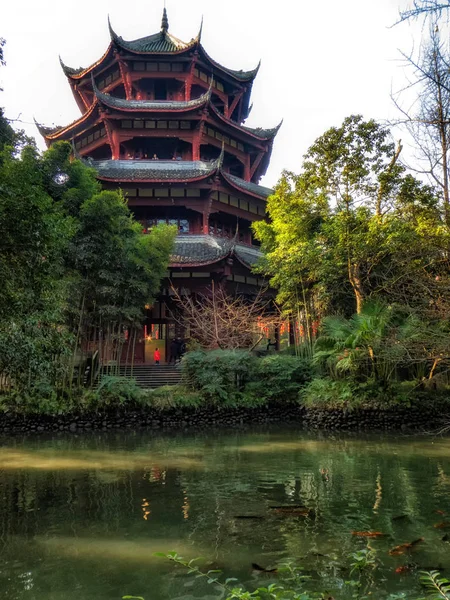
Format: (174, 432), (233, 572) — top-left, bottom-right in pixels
(161, 6), (169, 33)
(196, 16), (203, 43)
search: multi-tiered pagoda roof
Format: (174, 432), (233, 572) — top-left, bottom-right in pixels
(37, 8), (280, 279)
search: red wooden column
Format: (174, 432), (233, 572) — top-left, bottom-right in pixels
(111, 129), (121, 160)
(202, 176), (219, 234)
(202, 210), (209, 234)
(193, 115), (206, 161)
(192, 131), (201, 161)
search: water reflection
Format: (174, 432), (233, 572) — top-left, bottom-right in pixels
(37, 536), (201, 564)
(0, 448), (203, 470)
(0, 429), (449, 599)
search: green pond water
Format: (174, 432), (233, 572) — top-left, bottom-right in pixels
(0, 427), (450, 600)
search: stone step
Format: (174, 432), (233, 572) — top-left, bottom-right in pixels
(96, 365), (183, 389)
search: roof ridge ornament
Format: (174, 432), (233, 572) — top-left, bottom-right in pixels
(196, 16), (204, 43)
(59, 55), (84, 77)
(34, 116), (63, 137)
(161, 7), (169, 33)
(108, 15), (121, 43)
(215, 141), (225, 169)
(207, 77), (214, 99)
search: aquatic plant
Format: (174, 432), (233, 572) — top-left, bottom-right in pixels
(140, 552), (450, 600)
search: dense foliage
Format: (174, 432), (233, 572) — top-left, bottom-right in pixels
(0, 113), (175, 400)
(254, 116), (448, 320)
(254, 116), (450, 407)
(182, 350), (311, 407)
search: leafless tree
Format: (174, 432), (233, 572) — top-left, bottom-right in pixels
(392, 24), (450, 224)
(169, 282), (282, 350)
(396, 1), (450, 24)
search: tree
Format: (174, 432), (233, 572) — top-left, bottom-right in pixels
(254, 116), (448, 325)
(0, 37), (5, 67)
(0, 141), (74, 392)
(0, 39), (16, 150)
(170, 283), (280, 350)
(397, 1), (450, 23)
(70, 189), (176, 371)
(40, 141), (100, 217)
(393, 25), (450, 225)
(255, 116), (404, 316)
(301, 116), (405, 314)
(313, 302), (421, 384)
(0, 134), (176, 394)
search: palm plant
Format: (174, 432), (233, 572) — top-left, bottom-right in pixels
(313, 302), (423, 385)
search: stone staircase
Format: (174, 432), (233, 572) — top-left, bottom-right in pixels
(98, 364), (182, 389)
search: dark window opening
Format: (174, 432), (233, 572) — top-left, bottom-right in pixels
(88, 144), (112, 160)
(121, 138), (190, 161)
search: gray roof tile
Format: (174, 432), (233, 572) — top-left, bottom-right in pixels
(95, 87), (211, 112)
(234, 245), (263, 267)
(171, 235), (231, 265)
(170, 235), (263, 267)
(221, 171), (272, 199)
(90, 159), (218, 181)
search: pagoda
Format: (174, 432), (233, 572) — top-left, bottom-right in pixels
(37, 8), (281, 363)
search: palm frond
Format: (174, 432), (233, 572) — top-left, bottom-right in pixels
(420, 570), (450, 600)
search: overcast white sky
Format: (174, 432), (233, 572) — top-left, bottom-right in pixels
(1, 0), (420, 187)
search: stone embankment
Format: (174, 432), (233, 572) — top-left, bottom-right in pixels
(0, 403), (448, 434)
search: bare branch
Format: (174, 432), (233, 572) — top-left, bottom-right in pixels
(168, 282), (282, 350)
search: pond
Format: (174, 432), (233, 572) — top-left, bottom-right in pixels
(0, 427), (449, 600)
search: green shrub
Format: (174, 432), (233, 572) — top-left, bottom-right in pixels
(88, 375), (143, 410)
(300, 377), (359, 408)
(300, 376), (445, 409)
(245, 354), (311, 404)
(182, 350), (257, 404)
(182, 350), (312, 406)
(0, 387), (71, 415)
(142, 385), (204, 411)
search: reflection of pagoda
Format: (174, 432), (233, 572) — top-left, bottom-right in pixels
(37, 9), (281, 363)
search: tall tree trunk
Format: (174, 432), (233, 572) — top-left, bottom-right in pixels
(348, 260), (364, 314)
(435, 62), (450, 226)
(69, 292), (85, 395)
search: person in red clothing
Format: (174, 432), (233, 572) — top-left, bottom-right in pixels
(153, 348), (161, 365)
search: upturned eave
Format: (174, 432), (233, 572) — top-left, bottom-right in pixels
(59, 44), (115, 80)
(220, 170), (272, 200)
(36, 101), (99, 142)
